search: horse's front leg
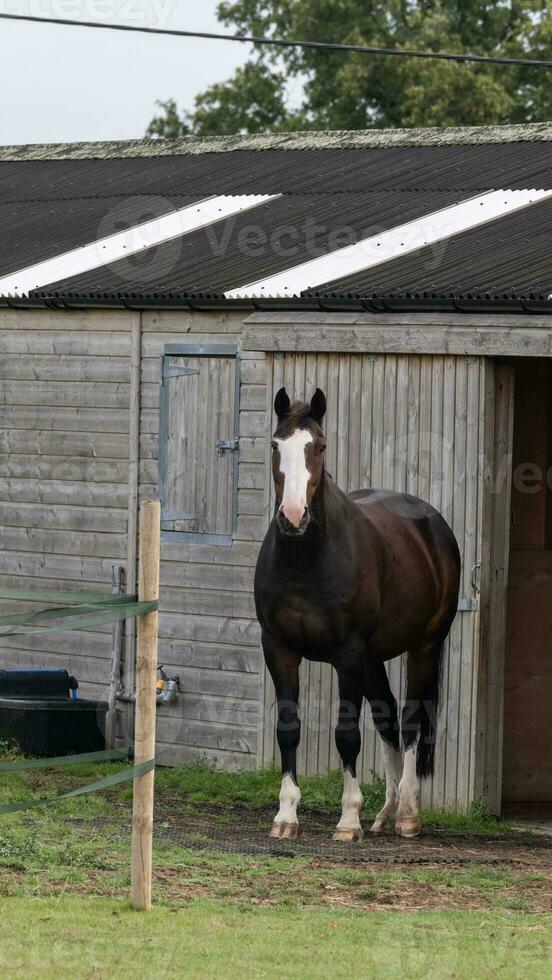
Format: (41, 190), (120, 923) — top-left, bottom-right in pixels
(262, 631), (302, 839)
(333, 656), (364, 843)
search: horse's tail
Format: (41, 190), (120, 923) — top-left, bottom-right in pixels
(404, 640), (445, 779)
(417, 642), (444, 778)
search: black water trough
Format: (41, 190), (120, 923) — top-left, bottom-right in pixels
(0, 669), (107, 756)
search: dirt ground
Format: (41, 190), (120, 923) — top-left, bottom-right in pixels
(144, 798), (552, 913)
(2, 764), (550, 915)
(155, 796), (551, 864)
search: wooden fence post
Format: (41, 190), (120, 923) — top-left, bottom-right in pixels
(131, 499), (160, 911)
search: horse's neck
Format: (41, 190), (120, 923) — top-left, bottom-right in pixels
(312, 471), (350, 526)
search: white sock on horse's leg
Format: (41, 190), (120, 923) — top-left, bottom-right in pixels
(396, 743), (422, 837)
(333, 770), (364, 842)
(271, 773), (301, 838)
(371, 740), (402, 833)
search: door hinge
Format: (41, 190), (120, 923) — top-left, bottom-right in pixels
(215, 439), (239, 456)
(162, 509), (196, 521)
(458, 597), (477, 611)
(163, 364), (200, 380)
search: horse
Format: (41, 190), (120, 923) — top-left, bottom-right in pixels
(254, 387), (460, 841)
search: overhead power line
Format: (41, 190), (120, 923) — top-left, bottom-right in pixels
(1, 11), (551, 69)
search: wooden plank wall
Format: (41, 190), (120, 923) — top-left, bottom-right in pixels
(258, 351), (487, 810)
(0, 309), (134, 703)
(0, 306), (495, 808)
(0, 308), (266, 773)
(140, 312), (266, 769)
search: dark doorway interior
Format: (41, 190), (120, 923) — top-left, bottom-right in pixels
(503, 360), (552, 807)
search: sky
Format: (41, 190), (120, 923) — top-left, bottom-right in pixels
(0, 1), (250, 145)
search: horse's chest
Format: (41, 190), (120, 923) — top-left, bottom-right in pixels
(275, 604), (332, 653)
(267, 582), (350, 657)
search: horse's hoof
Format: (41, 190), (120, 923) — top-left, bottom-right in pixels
(270, 821), (299, 840)
(332, 827), (363, 843)
(395, 817), (422, 838)
(370, 814), (395, 835)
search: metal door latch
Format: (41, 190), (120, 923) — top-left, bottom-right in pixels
(215, 439), (239, 456)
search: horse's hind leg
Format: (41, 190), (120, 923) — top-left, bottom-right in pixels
(396, 640), (444, 838)
(365, 662), (402, 835)
(333, 660), (364, 843)
(262, 631), (302, 839)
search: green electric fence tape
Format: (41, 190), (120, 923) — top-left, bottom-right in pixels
(0, 747), (131, 773)
(0, 588), (158, 637)
(0, 759), (155, 814)
(0, 588), (159, 814)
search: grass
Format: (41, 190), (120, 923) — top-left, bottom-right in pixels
(1, 898), (550, 979)
(158, 765), (511, 835)
(0, 755), (509, 831)
(139, 763), (507, 833)
(154, 763), (389, 814)
(0, 824), (529, 906)
(0, 753), (549, 976)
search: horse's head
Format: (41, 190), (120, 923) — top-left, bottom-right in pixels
(271, 387), (327, 537)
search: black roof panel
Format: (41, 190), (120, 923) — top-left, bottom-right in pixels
(35, 189), (466, 295)
(0, 126), (551, 307)
(310, 196), (552, 297)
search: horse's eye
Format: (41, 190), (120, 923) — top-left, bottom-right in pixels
(320, 445), (326, 454)
(271, 441), (278, 452)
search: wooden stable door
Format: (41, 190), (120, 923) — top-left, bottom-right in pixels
(259, 352), (506, 811)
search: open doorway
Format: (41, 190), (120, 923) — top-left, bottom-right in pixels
(503, 360), (552, 812)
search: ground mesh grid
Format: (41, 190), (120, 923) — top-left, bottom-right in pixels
(151, 799), (550, 867)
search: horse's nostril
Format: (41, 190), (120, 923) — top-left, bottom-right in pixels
(277, 506), (309, 535)
(280, 504), (306, 529)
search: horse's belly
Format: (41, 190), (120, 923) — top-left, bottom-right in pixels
(362, 589), (437, 658)
(364, 624), (421, 660)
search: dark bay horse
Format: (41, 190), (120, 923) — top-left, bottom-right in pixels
(254, 388), (460, 840)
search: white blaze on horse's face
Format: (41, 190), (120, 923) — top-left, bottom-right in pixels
(275, 428), (313, 529)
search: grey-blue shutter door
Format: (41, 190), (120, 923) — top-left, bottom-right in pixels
(163, 354), (236, 535)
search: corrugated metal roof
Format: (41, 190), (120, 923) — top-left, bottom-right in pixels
(311, 197), (552, 297)
(1, 124), (551, 309)
(34, 190), (466, 295)
(2, 144), (552, 199)
(2, 122), (552, 160)
(0, 195), (188, 277)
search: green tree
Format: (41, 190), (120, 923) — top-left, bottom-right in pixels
(146, 1), (552, 137)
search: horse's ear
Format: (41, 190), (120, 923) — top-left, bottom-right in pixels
(274, 387), (291, 421)
(309, 388), (326, 424)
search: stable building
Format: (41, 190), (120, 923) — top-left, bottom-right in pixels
(1, 123), (552, 813)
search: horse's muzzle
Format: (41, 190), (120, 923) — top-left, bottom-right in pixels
(276, 507), (310, 536)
